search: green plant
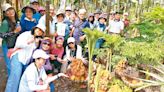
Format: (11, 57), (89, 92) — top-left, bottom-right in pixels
(120, 41), (164, 66)
(83, 28), (104, 91)
(102, 34), (125, 72)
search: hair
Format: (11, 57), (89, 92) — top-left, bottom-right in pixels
(88, 16), (95, 24)
(2, 9), (19, 32)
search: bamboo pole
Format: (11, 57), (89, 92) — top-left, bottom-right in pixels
(45, 0), (50, 37)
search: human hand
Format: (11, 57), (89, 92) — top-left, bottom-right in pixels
(14, 26), (21, 33)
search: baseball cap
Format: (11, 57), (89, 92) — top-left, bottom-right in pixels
(30, 0), (39, 4)
(33, 49), (50, 59)
(66, 6), (72, 11)
(67, 37), (75, 44)
(2, 3), (13, 12)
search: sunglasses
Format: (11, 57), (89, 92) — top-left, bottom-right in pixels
(42, 42), (50, 46)
(68, 42), (74, 44)
(35, 36), (43, 39)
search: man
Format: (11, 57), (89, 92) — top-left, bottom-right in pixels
(18, 49), (67, 92)
(108, 12), (124, 34)
(72, 9), (90, 45)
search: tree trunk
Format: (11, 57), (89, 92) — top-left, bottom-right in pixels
(106, 0), (112, 26)
(46, 0), (50, 37)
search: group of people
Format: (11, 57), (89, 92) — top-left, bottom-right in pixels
(0, 0), (130, 92)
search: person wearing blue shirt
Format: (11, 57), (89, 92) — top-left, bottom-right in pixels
(20, 0), (41, 23)
(95, 14), (107, 48)
(20, 6), (38, 33)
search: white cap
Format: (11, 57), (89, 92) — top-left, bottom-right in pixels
(123, 12), (129, 16)
(30, 0), (39, 4)
(66, 6), (72, 11)
(56, 9), (65, 16)
(67, 37), (75, 44)
(36, 24), (46, 32)
(2, 3), (13, 12)
(33, 49), (50, 59)
(79, 9), (86, 14)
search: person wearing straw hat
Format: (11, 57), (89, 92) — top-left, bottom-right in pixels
(5, 24), (46, 92)
(20, 6), (38, 33)
(18, 49), (68, 92)
(0, 3), (21, 76)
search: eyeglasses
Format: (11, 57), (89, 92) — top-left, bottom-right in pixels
(35, 36), (43, 39)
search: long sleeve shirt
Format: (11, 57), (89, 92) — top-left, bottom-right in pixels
(11, 31), (37, 65)
(0, 19), (9, 45)
(19, 63), (48, 92)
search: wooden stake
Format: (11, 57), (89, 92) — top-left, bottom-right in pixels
(46, 0), (50, 37)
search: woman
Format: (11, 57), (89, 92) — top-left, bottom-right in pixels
(31, 38), (55, 92)
(50, 36), (65, 73)
(20, 6), (38, 33)
(88, 13), (95, 29)
(38, 6), (45, 16)
(5, 24), (45, 92)
(39, 37), (53, 75)
(18, 49), (67, 92)
(61, 37), (83, 73)
(54, 10), (70, 47)
(0, 3), (21, 76)
(95, 14), (107, 48)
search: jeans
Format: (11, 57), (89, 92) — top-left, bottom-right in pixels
(5, 53), (25, 92)
(95, 39), (104, 48)
(2, 43), (11, 76)
(50, 82), (55, 92)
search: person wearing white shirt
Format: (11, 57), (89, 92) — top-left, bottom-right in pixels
(61, 37), (83, 73)
(5, 24), (45, 92)
(18, 49), (67, 92)
(108, 12), (124, 34)
(54, 10), (70, 47)
(38, 4), (56, 35)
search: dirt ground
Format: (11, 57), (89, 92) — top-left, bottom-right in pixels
(0, 47), (87, 92)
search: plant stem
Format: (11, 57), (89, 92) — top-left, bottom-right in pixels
(109, 48), (112, 72)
